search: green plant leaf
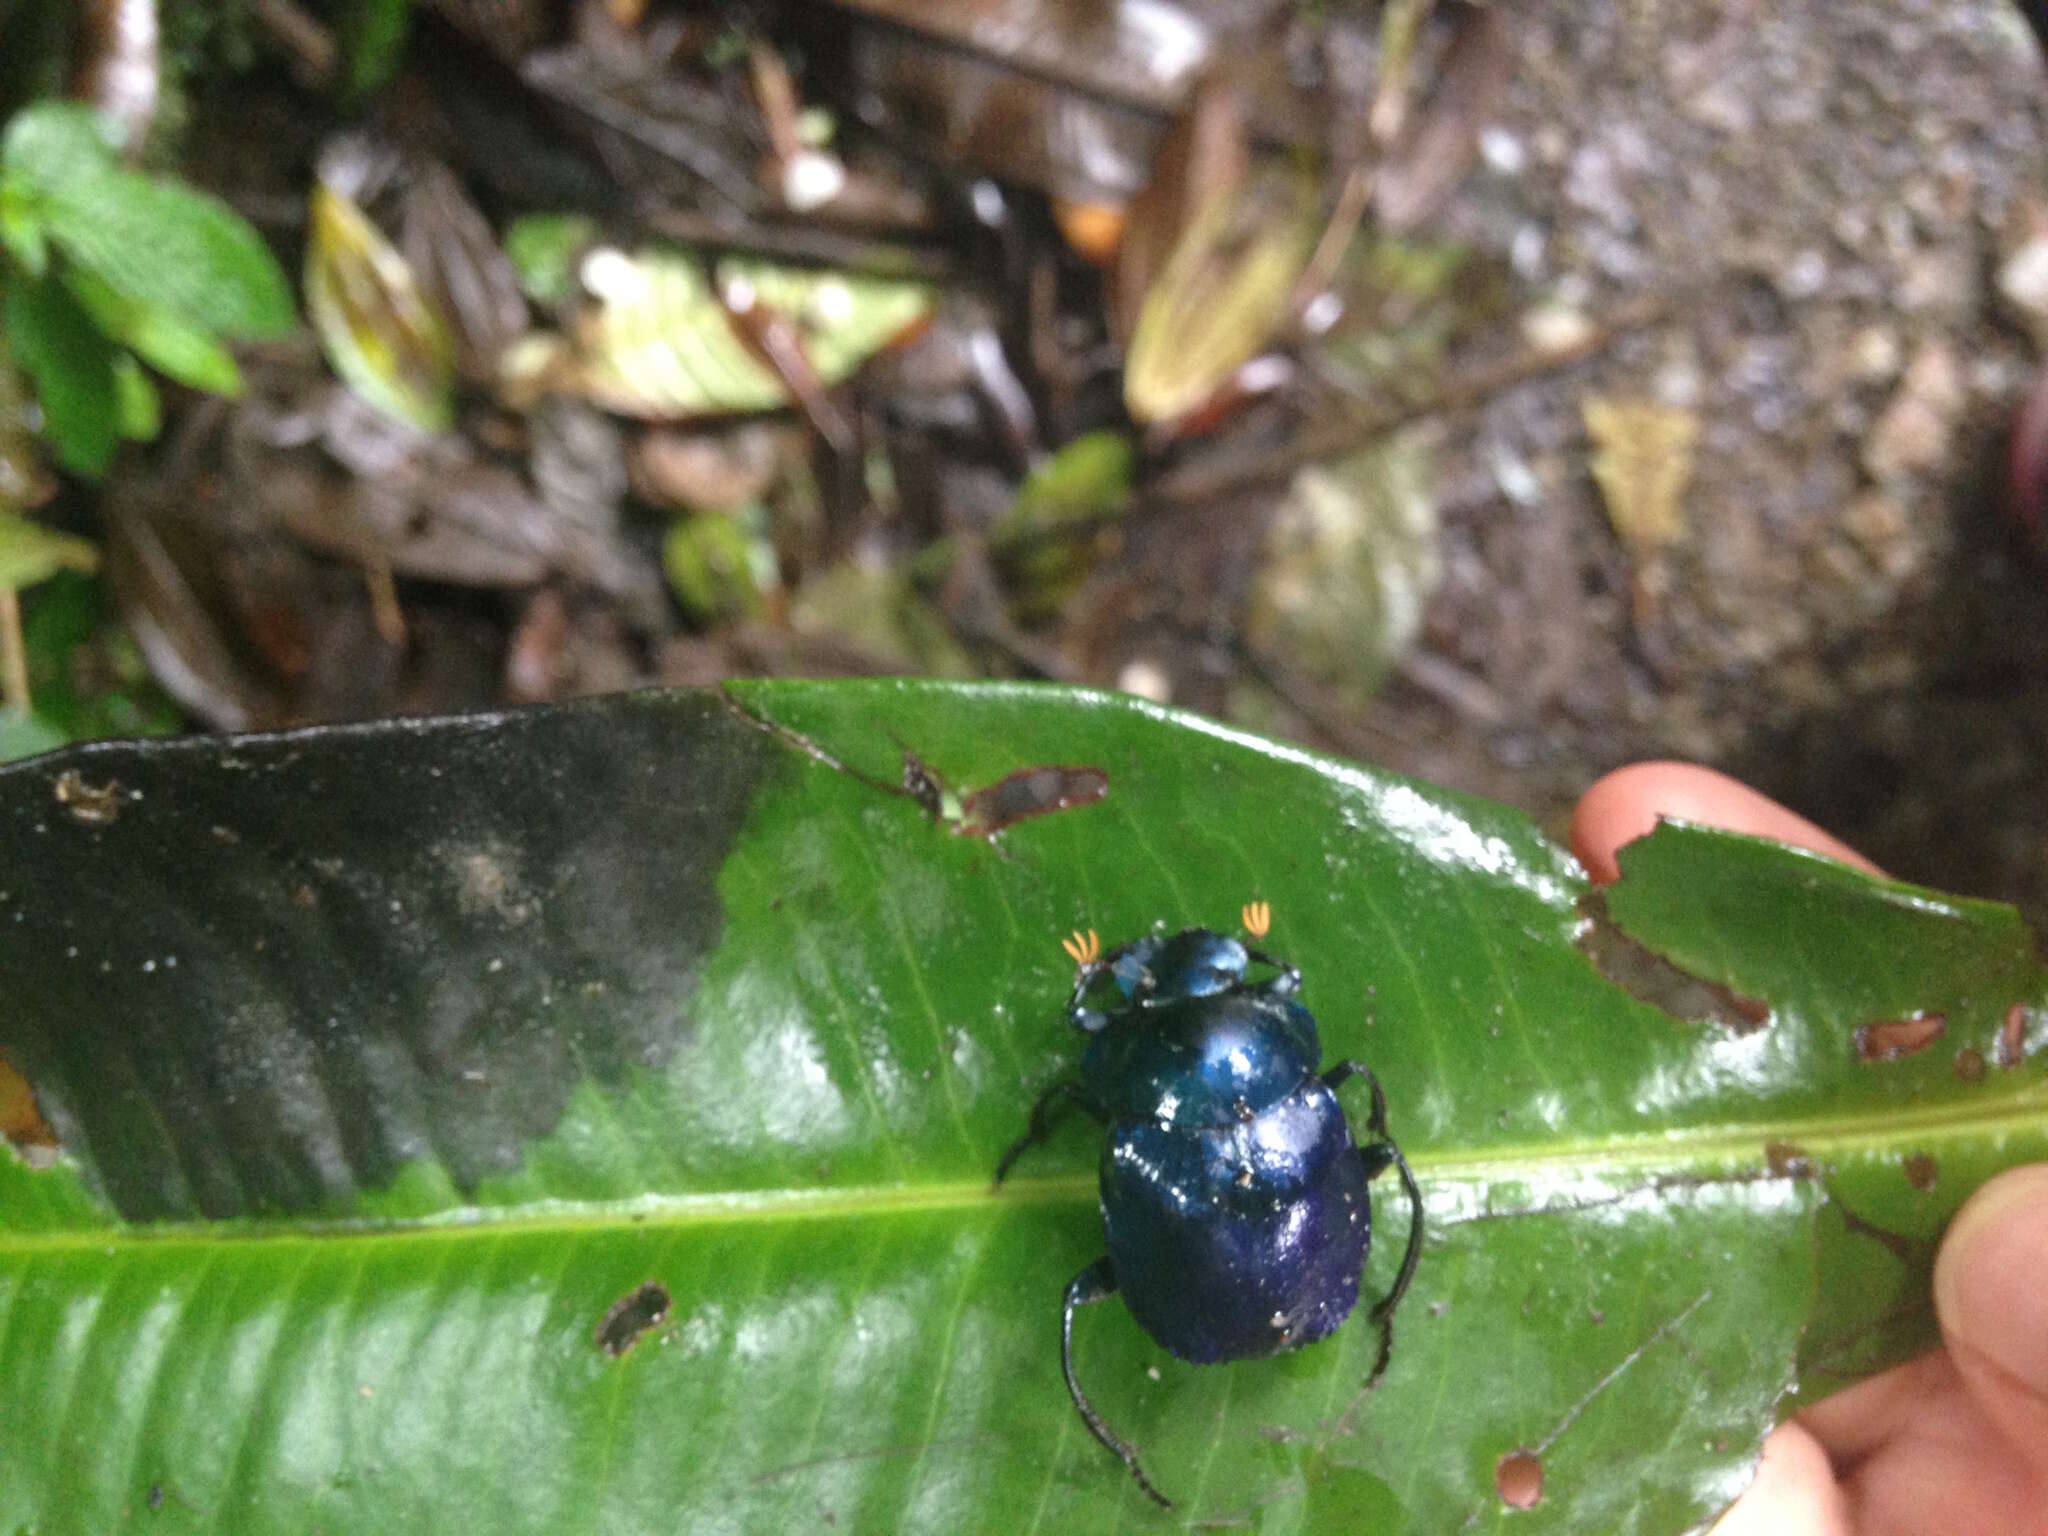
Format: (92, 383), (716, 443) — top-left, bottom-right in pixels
(62, 266), (244, 396)
(28, 164), (294, 340)
(0, 101), (120, 187)
(0, 176), (49, 275)
(989, 430), (1133, 622)
(15, 570), (179, 747)
(0, 508), (97, 590)
(111, 353), (159, 438)
(0, 705), (64, 762)
(1, 682), (2043, 1535)
(2, 271), (120, 475)
(341, 0), (414, 98)
(503, 210), (600, 306)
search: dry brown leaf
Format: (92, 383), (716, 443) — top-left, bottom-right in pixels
(1582, 396), (1698, 551)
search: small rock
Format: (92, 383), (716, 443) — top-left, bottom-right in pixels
(1996, 197), (2048, 345)
(1778, 249), (1829, 300)
(1479, 127), (1527, 176)
(1840, 491), (1907, 555)
(1895, 245), (1976, 317)
(1521, 302), (1595, 357)
(1490, 449), (1544, 508)
(1847, 326), (1903, 384)
(1117, 658), (1172, 703)
(1863, 341), (1965, 481)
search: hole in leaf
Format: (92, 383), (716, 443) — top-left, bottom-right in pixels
(594, 1281), (672, 1357)
(1853, 1013), (1945, 1063)
(1574, 892), (1771, 1034)
(957, 764), (1109, 838)
(1998, 1003), (2035, 1068)
(0, 1051), (58, 1161)
(1495, 1448), (1542, 1508)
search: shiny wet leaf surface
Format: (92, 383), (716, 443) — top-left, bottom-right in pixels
(2, 681), (2043, 1533)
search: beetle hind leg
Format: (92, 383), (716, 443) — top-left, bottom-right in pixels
(994, 1078), (1094, 1187)
(1326, 1060), (1425, 1386)
(1064, 1258), (1173, 1508)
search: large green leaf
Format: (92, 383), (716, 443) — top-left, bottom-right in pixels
(3, 270), (121, 476)
(1, 681), (2042, 1535)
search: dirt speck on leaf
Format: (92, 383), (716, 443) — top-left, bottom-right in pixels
(1854, 1012), (1946, 1063)
(53, 769), (122, 826)
(594, 1281), (672, 1357)
(1765, 1139), (1815, 1180)
(1902, 1154), (1937, 1192)
(1955, 1046), (1988, 1083)
(442, 841), (540, 925)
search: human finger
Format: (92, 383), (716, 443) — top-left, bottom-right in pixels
(1932, 1165), (2048, 1481)
(1570, 762), (1883, 885)
(1707, 1420), (1851, 1536)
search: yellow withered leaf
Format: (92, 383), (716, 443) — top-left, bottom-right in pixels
(305, 183), (456, 434)
(1582, 396), (1697, 550)
(1123, 171), (1317, 427)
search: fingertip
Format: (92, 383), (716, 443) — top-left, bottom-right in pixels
(1570, 762), (1883, 885)
(1933, 1165), (2048, 1399)
(1707, 1421), (1851, 1536)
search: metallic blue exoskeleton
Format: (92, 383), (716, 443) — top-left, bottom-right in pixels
(994, 914), (1424, 1507)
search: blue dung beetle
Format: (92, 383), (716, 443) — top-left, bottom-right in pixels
(994, 902), (1424, 1507)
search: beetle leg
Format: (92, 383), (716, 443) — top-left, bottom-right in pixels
(1064, 937), (1149, 1025)
(1245, 947), (1303, 997)
(1321, 1058), (1389, 1135)
(1064, 1258), (1173, 1509)
(994, 1078), (1096, 1187)
(1064, 957), (1110, 1013)
(1325, 1060), (1425, 1385)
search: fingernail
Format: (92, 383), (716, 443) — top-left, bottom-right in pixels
(1933, 1165), (2048, 1392)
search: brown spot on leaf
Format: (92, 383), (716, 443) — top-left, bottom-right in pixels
(54, 769), (122, 825)
(0, 1051), (57, 1158)
(1902, 1154), (1937, 1192)
(1575, 891), (1771, 1034)
(1495, 1449), (1543, 1508)
(957, 764), (1108, 838)
(1998, 1004), (2032, 1069)
(594, 1281), (672, 1357)
(1839, 1204), (1921, 1264)
(1955, 1047), (1987, 1083)
(1765, 1139), (1816, 1180)
(1854, 1012), (1946, 1063)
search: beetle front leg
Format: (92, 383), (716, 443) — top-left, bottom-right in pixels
(1244, 947), (1302, 998)
(994, 1078), (1096, 1187)
(1328, 1060), (1425, 1385)
(1063, 1258), (1173, 1508)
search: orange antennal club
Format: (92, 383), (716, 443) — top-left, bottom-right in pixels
(1062, 929), (1101, 967)
(1241, 901), (1271, 939)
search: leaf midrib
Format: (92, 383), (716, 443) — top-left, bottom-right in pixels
(3, 1090), (2036, 1254)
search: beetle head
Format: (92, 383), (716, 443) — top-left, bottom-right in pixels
(1116, 928), (1249, 1004)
